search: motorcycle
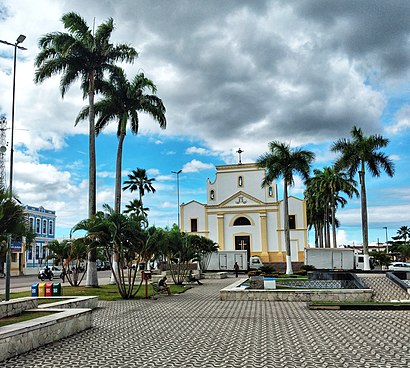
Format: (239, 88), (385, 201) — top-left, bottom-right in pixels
(38, 269), (53, 281)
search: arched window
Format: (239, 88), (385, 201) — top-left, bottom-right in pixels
(233, 217), (251, 226)
(238, 176), (243, 187)
(268, 186), (273, 197)
(210, 190), (215, 200)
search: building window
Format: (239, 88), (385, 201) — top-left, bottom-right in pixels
(191, 219), (198, 232)
(35, 245), (39, 259)
(289, 215), (296, 229)
(238, 176), (243, 187)
(28, 246), (32, 260)
(210, 190), (215, 200)
(43, 219), (47, 234)
(36, 219), (41, 234)
(49, 220), (53, 236)
(29, 217), (34, 231)
(42, 246), (46, 260)
(268, 186), (273, 197)
(11, 253), (17, 262)
(233, 217), (251, 226)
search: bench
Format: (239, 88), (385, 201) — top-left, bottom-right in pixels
(151, 282), (169, 297)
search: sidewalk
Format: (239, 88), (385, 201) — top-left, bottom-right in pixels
(3, 277), (410, 367)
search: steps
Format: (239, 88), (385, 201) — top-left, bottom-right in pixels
(359, 274), (410, 302)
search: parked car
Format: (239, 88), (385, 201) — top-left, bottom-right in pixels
(249, 256), (263, 270)
(388, 262), (410, 272)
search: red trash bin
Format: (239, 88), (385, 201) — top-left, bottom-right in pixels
(45, 282), (53, 297)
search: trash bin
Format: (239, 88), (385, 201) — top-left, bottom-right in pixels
(31, 283), (39, 297)
(45, 282), (53, 297)
(52, 283), (62, 296)
(38, 282), (46, 297)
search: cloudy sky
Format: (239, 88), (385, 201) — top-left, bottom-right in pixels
(0, 0), (409, 246)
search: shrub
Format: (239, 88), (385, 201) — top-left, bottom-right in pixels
(259, 265), (276, 274)
(300, 264), (316, 271)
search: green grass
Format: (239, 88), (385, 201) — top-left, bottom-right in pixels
(9, 283), (188, 301)
(0, 311), (57, 328)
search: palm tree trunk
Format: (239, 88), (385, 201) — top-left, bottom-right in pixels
(114, 115), (127, 213)
(331, 197), (337, 248)
(359, 168), (371, 270)
(283, 182), (293, 274)
(86, 70), (98, 287)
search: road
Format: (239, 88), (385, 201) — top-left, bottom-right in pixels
(0, 270), (112, 293)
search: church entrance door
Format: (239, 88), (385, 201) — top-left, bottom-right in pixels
(235, 235), (250, 262)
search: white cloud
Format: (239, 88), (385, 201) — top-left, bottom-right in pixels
(386, 105), (410, 134)
(182, 159), (214, 173)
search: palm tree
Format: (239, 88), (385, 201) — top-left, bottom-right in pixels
(123, 199), (149, 218)
(306, 167), (358, 248)
(35, 12), (137, 286)
(331, 126), (395, 270)
(123, 168), (157, 206)
(77, 68), (165, 213)
(257, 141), (315, 274)
(0, 187), (28, 275)
(393, 226), (410, 244)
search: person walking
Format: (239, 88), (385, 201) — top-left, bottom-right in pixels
(234, 262), (240, 278)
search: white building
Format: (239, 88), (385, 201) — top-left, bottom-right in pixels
(180, 163), (308, 263)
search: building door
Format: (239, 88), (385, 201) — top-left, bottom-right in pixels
(235, 235), (250, 261)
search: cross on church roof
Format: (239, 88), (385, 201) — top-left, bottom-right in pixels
(236, 148), (243, 164)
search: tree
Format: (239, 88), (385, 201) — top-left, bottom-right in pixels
(123, 168), (157, 206)
(331, 126), (395, 270)
(35, 12), (137, 286)
(0, 187), (29, 275)
(189, 234), (218, 271)
(305, 167), (358, 248)
(393, 226), (410, 244)
(257, 141), (314, 274)
(123, 199), (149, 219)
(77, 68), (166, 213)
(72, 205), (149, 299)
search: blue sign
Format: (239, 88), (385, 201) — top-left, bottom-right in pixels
(11, 241), (23, 253)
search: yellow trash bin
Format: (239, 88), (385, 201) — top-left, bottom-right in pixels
(38, 282), (46, 297)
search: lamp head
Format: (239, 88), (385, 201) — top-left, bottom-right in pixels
(16, 35), (26, 44)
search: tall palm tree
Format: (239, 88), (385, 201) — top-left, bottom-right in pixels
(35, 12), (137, 286)
(257, 141), (314, 274)
(123, 168), (157, 205)
(77, 68), (165, 213)
(331, 126), (395, 270)
(306, 167), (358, 248)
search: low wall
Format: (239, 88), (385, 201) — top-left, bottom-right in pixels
(220, 279), (373, 302)
(0, 308), (92, 362)
(0, 298), (38, 318)
(203, 272), (228, 279)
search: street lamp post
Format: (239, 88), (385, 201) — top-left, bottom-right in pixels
(383, 226), (388, 254)
(0, 34), (27, 301)
(171, 169), (182, 229)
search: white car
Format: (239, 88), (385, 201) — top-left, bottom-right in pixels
(388, 262), (410, 272)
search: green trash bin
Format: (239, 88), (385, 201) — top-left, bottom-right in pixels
(52, 283), (62, 296)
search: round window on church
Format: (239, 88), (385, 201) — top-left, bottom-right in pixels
(233, 217), (251, 226)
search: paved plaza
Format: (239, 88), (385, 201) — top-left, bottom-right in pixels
(3, 277), (410, 367)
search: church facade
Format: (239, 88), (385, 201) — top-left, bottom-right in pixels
(180, 163), (308, 263)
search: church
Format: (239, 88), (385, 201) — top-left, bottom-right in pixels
(180, 155), (308, 263)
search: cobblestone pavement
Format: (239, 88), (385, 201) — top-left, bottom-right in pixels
(4, 277), (410, 367)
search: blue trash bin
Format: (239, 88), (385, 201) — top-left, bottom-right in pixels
(31, 283), (39, 297)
